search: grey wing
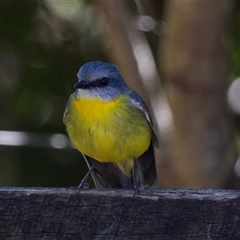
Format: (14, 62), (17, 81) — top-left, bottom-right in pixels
(129, 91), (158, 188)
(136, 142), (158, 188)
(63, 97), (71, 125)
(82, 154), (133, 189)
(129, 91), (159, 148)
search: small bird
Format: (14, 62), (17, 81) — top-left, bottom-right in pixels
(63, 61), (158, 189)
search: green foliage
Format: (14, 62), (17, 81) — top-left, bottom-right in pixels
(229, 7), (240, 153)
(229, 7), (240, 79)
(0, 1), (105, 186)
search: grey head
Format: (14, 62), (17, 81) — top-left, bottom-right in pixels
(75, 61), (129, 100)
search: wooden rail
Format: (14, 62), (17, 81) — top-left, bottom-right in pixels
(0, 188), (239, 239)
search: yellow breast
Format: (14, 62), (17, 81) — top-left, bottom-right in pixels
(65, 94), (151, 164)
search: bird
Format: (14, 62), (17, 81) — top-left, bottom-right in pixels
(63, 61), (158, 189)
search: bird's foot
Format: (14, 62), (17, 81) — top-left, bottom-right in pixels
(76, 163), (96, 193)
(133, 181), (144, 196)
(77, 181), (90, 193)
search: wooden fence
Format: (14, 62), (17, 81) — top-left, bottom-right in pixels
(0, 188), (239, 239)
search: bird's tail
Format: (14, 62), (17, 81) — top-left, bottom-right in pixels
(81, 143), (158, 189)
(83, 155), (133, 189)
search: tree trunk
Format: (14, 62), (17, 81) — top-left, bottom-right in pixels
(160, 2), (237, 188)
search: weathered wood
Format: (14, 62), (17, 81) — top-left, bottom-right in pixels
(0, 188), (240, 239)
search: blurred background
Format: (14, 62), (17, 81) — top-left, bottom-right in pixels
(0, 1), (240, 189)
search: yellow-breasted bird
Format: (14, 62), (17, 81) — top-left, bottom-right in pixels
(63, 61), (158, 189)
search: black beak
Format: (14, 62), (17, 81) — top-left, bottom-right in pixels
(74, 81), (87, 89)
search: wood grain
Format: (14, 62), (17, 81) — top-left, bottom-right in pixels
(0, 188), (240, 239)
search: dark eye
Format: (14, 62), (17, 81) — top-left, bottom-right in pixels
(100, 78), (108, 86)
